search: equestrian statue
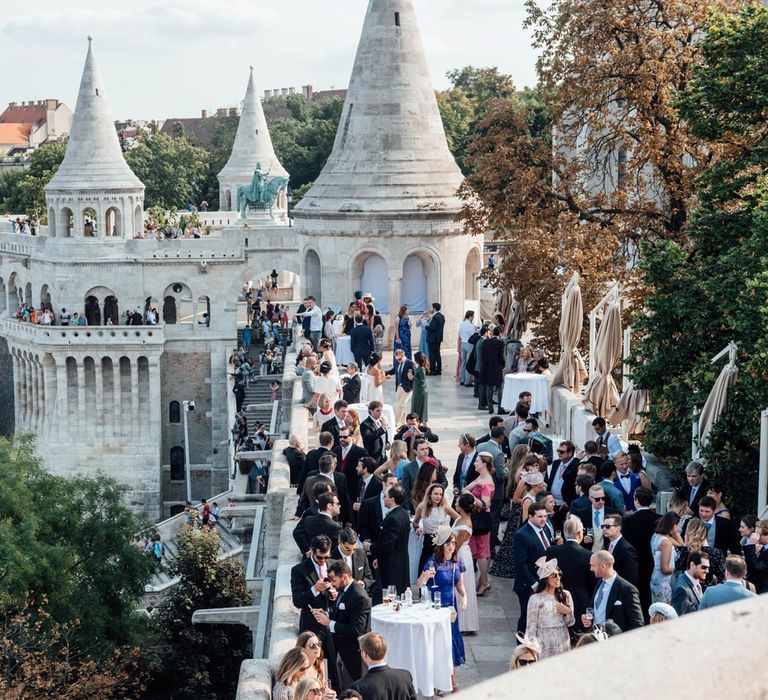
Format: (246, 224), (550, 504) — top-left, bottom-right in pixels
(237, 162), (289, 219)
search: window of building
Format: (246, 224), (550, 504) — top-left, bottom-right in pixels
(169, 400), (181, 424)
(170, 446), (185, 481)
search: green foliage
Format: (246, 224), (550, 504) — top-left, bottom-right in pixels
(0, 142), (67, 219)
(125, 132), (210, 209)
(199, 114), (239, 210)
(634, 4), (768, 516)
(151, 528), (251, 700)
(0, 168), (25, 214)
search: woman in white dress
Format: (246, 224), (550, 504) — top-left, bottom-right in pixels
(318, 338), (340, 381)
(414, 483), (459, 573)
(453, 493), (479, 633)
(365, 353), (389, 403)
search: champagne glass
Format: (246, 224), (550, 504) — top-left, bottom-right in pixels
(585, 607), (594, 621)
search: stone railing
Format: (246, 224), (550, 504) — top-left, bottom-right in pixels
(0, 230), (46, 254)
(1, 318), (166, 348)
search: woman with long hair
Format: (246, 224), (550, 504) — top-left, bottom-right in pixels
(272, 648), (310, 700)
(393, 305), (412, 359)
(650, 512), (683, 604)
(416, 526), (468, 694)
(414, 482), (459, 572)
(295, 632), (326, 689)
(374, 439), (409, 480)
(464, 452), (496, 596)
(410, 351), (430, 423)
(453, 492), (479, 633)
(411, 458), (438, 512)
(739, 514), (759, 548)
(365, 353), (389, 403)
(707, 483), (731, 519)
(674, 517), (725, 587)
(509, 634), (541, 670)
(293, 678), (325, 700)
(525, 557), (574, 658)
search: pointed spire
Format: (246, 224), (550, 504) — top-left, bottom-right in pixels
(295, 0), (463, 217)
(46, 37), (143, 192)
(218, 67), (288, 185)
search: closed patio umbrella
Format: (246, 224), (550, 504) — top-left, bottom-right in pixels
(609, 379), (648, 435)
(698, 342), (739, 449)
(552, 272), (588, 394)
(583, 300), (622, 418)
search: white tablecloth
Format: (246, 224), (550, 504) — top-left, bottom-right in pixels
(501, 372), (551, 414)
(349, 402), (396, 444)
(335, 336), (353, 365)
(333, 319), (344, 335)
(371, 604), (453, 696)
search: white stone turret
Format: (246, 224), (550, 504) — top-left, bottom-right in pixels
(45, 37), (144, 240)
(294, 0), (464, 220)
(218, 67), (289, 222)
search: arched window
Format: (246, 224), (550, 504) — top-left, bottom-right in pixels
(83, 207), (97, 237)
(170, 446), (185, 481)
(169, 400), (181, 424)
(305, 249), (321, 300)
(103, 295), (119, 325)
(84, 295), (101, 326)
(163, 296), (177, 324)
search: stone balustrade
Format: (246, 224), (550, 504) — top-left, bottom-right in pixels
(1, 318), (165, 347)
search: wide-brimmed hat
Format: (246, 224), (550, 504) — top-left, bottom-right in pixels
(522, 471), (544, 486)
(648, 602), (678, 620)
(362, 292), (376, 300)
(535, 556), (559, 579)
(431, 523), (453, 547)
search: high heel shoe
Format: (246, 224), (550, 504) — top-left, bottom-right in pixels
(476, 583), (491, 596)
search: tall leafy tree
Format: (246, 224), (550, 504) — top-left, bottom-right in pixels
(0, 142), (66, 220)
(633, 4), (768, 515)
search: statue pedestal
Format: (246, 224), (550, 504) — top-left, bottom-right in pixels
(237, 209), (288, 227)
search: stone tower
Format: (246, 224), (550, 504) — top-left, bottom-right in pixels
(293, 0), (482, 327)
(218, 67), (289, 222)
(45, 37), (144, 239)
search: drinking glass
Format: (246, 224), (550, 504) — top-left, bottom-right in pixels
(585, 607), (594, 621)
(432, 591), (441, 609)
(555, 530), (562, 540)
(587, 528), (594, 537)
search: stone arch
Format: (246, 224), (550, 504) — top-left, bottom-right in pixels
(399, 248), (440, 313)
(464, 246), (482, 301)
(83, 207), (97, 237)
(304, 249), (321, 301)
(352, 250), (390, 314)
(163, 296), (177, 324)
(134, 204), (143, 236)
(104, 295), (119, 324)
(7, 272), (20, 311)
(48, 207), (56, 237)
(163, 282), (194, 324)
(84, 296), (101, 326)
(170, 445), (185, 481)
(61, 207), (74, 237)
(197, 295), (211, 326)
(24, 282), (32, 307)
(105, 206), (121, 237)
(40, 284), (52, 311)
(0, 277), (6, 314)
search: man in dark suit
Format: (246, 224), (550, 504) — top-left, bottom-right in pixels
(582, 550), (644, 632)
(683, 496), (741, 557)
(545, 515), (594, 632)
(349, 315), (375, 369)
(601, 514), (640, 588)
(322, 400), (350, 450)
(681, 461), (709, 515)
(303, 492), (343, 547)
(294, 480), (335, 555)
(367, 485), (411, 594)
(513, 502), (552, 632)
(311, 560), (371, 686)
(478, 416), (511, 458)
(333, 527), (375, 597)
(393, 413), (439, 458)
(358, 473), (398, 545)
(334, 426), (368, 502)
(672, 550), (709, 615)
(622, 487), (661, 620)
(385, 349), (415, 425)
(573, 484), (619, 553)
(352, 632), (418, 700)
(479, 326), (505, 414)
(298, 453), (351, 525)
(453, 433), (477, 497)
(341, 363), (362, 404)
(425, 302), (445, 376)
(360, 401), (390, 465)
(743, 520), (768, 594)
(283, 435), (306, 487)
(290, 535), (336, 643)
(613, 452), (642, 514)
(547, 440), (580, 530)
(298, 431), (335, 493)
(351, 456), (381, 529)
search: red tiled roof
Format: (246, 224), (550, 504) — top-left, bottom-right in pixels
(0, 123), (31, 145)
(0, 104), (47, 125)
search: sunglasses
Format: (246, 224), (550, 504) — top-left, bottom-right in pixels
(600, 523), (614, 529)
(557, 449), (569, 454)
(517, 658), (536, 667)
(593, 496), (606, 501)
(314, 554), (330, 561)
(523, 428), (533, 433)
(307, 642), (321, 649)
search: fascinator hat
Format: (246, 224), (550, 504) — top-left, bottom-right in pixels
(431, 523), (454, 547)
(535, 556), (559, 580)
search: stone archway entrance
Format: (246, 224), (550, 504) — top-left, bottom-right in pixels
(358, 253), (390, 314)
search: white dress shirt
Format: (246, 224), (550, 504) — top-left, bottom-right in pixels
(594, 573), (617, 624)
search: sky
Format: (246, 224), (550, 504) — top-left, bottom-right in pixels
(0, 1), (542, 121)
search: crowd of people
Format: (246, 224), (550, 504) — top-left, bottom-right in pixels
(9, 216), (39, 235)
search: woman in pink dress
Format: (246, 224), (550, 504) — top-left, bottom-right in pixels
(464, 452), (495, 596)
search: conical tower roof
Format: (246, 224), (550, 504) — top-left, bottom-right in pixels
(218, 67), (288, 183)
(294, 0), (463, 218)
(46, 37), (143, 192)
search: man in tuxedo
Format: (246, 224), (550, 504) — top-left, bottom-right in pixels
(582, 550), (644, 632)
(311, 560), (371, 686)
(601, 514), (640, 588)
(597, 461), (626, 515)
(622, 486), (660, 620)
(547, 440), (580, 529)
(580, 440), (605, 470)
(298, 431), (335, 494)
(294, 481), (335, 555)
(479, 326), (506, 413)
(425, 302), (445, 376)
(352, 456), (381, 528)
(513, 503), (552, 632)
(573, 485), (619, 553)
(335, 427), (368, 502)
(352, 632), (418, 700)
(333, 527), (375, 597)
(743, 520), (768, 594)
(360, 401), (389, 465)
(367, 485), (411, 594)
(342, 363), (362, 404)
(349, 315), (375, 369)
(681, 461), (709, 515)
(545, 515), (594, 632)
(613, 452), (641, 514)
(569, 473), (595, 514)
(385, 349), (415, 425)
(685, 496), (741, 557)
(700, 555), (757, 609)
(478, 416), (511, 458)
(322, 400), (350, 450)
(290, 535), (336, 644)
(283, 434), (306, 487)
(303, 492), (343, 547)
(672, 551), (709, 615)
(358, 472), (398, 545)
(453, 433), (477, 497)
(394, 412), (439, 458)
(298, 453), (351, 525)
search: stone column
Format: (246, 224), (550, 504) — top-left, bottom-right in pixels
(24, 355), (33, 432)
(130, 355), (140, 438)
(148, 356), (161, 441)
(54, 356), (68, 440)
(94, 356), (104, 441)
(76, 356), (86, 436)
(113, 358), (121, 439)
(12, 353), (22, 433)
(32, 358), (41, 435)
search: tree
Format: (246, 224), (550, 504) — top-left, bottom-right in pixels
(151, 528), (251, 700)
(0, 168), (25, 214)
(125, 132), (209, 209)
(633, 4), (768, 515)
(0, 142), (67, 220)
(460, 0), (742, 350)
(199, 114), (239, 211)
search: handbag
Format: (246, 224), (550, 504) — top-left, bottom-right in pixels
(471, 503), (492, 536)
(449, 562), (458, 623)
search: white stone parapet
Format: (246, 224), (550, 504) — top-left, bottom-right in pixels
(2, 318), (165, 348)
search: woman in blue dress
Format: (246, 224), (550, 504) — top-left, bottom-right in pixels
(416, 310), (431, 356)
(416, 524), (467, 695)
(393, 305), (412, 359)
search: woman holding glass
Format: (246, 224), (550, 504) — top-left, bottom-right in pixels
(525, 557), (574, 658)
(416, 524), (467, 695)
(464, 452), (496, 596)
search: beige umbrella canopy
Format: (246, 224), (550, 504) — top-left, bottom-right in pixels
(698, 342), (739, 449)
(552, 273), (588, 394)
(609, 380), (648, 435)
(583, 300), (622, 418)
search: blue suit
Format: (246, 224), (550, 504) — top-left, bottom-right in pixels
(614, 472), (641, 512)
(386, 359), (415, 392)
(699, 580), (757, 609)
